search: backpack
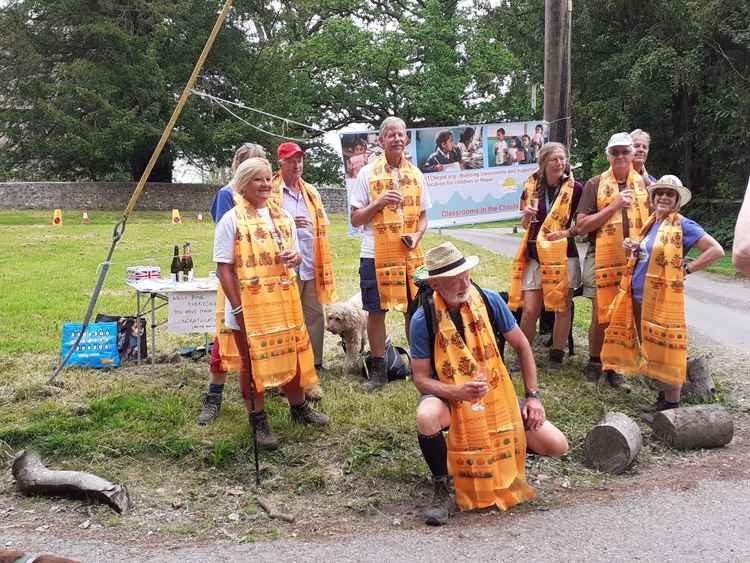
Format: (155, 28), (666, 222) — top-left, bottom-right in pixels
(359, 337), (412, 381)
(406, 279), (508, 380)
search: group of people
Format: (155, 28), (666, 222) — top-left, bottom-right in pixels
(420, 128), (483, 172)
(493, 125), (544, 166)
(200, 116), (727, 527)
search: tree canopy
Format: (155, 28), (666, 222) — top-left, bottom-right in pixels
(1, 0), (748, 196)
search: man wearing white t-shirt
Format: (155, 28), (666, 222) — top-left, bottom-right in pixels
(350, 116), (432, 392)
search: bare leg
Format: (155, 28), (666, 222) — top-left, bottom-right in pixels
(368, 311), (386, 357)
(551, 290), (574, 351)
(588, 293), (606, 358)
(526, 420), (569, 457)
(416, 397), (452, 435)
(520, 289), (543, 347)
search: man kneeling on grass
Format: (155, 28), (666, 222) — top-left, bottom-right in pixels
(410, 242), (569, 525)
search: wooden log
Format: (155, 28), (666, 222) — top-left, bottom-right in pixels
(584, 412), (642, 474)
(12, 450), (132, 514)
(652, 404), (733, 450)
(681, 357), (716, 403)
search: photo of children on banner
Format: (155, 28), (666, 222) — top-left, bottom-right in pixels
(490, 124), (548, 167)
(342, 131), (415, 179)
(457, 126), (484, 169)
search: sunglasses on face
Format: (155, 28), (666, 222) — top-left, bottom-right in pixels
(609, 149), (631, 157)
(653, 189), (677, 198)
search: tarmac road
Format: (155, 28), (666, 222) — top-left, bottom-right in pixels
(4, 479), (750, 562)
(446, 228), (750, 351)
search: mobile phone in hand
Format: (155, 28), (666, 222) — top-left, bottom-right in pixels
(400, 235), (413, 249)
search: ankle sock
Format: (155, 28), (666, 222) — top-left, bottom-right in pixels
(549, 349), (564, 362)
(589, 356), (601, 365)
(418, 432), (449, 478)
(208, 383), (225, 395)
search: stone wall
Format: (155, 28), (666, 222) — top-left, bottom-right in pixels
(0, 182), (349, 213)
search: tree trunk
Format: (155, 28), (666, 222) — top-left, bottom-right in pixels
(681, 357), (716, 403)
(652, 404), (733, 450)
(12, 450), (132, 514)
(584, 411), (642, 474)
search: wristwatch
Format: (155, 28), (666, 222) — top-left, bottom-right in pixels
(525, 390), (541, 399)
(683, 262), (691, 275)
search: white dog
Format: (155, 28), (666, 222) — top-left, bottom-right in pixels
(325, 293), (369, 374)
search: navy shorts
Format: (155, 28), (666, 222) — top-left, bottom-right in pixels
(360, 258), (414, 313)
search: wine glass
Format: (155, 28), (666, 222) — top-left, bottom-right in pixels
(471, 367), (488, 412)
(528, 187), (541, 225)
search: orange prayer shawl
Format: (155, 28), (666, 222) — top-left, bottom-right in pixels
(270, 173), (337, 304)
(602, 212), (688, 386)
(215, 196), (318, 392)
(594, 167), (649, 323)
(433, 287), (534, 511)
(368, 155), (425, 311)
(509, 172), (576, 312)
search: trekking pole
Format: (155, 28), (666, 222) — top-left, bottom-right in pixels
(233, 315), (261, 487)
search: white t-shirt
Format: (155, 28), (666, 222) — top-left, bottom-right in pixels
(213, 206), (299, 330)
(349, 161), (432, 258)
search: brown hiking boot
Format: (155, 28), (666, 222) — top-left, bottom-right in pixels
(304, 384), (324, 402)
(548, 349), (564, 374)
(583, 361), (602, 383)
(424, 476), (455, 526)
(250, 411), (279, 450)
(362, 356), (387, 393)
(290, 400), (330, 425)
(196, 392), (222, 426)
(605, 370), (632, 392)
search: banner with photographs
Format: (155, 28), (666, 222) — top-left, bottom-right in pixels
(339, 120), (548, 229)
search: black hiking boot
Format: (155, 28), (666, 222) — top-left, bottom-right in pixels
(605, 370), (632, 392)
(424, 476), (455, 526)
(548, 349), (564, 374)
(290, 400), (330, 426)
(362, 356), (387, 393)
(583, 361), (602, 383)
(250, 411), (280, 450)
(196, 392), (222, 426)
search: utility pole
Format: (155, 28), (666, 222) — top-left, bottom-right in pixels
(544, 0), (572, 148)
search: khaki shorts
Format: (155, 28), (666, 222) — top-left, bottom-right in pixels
(521, 257), (582, 292)
(582, 244), (596, 298)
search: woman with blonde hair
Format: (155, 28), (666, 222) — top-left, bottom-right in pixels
(212, 157), (329, 448)
(509, 142), (583, 372)
(602, 175), (724, 410)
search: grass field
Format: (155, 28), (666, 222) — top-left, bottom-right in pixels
(0, 209), (728, 540)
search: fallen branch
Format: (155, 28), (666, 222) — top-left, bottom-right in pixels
(257, 496), (295, 523)
(12, 450), (132, 514)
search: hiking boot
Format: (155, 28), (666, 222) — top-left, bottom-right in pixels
(424, 476), (455, 526)
(548, 349), (564, 374)
(362, 356), (387, 393)
(304, 384), (324, 402)
(196, 392), (222, 426)
(583, 361), (602, 383)
(643, 398), (680, 413)
(290, 400), (330, 426)
(250, 411), (280, 450)
(605, 370), (632, 392)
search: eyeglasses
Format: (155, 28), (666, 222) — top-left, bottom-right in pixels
(652, 189), (677, 198)
(608, 148), (632, 157)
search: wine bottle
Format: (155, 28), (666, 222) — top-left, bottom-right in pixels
(170, 245), (181, 282)
(183, 241), (194, 281)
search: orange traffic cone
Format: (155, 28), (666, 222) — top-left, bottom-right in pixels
(197, 212), (204, 223)
(82, 209), (90, 224)
(171, 209), (182, 224)
(52, 209), (63, 226)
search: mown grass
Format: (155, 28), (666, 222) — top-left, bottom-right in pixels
(687, 247), (739, 277)
(0, 209), (728, 539)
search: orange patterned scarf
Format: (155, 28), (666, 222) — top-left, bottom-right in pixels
(215, 195), (317, 391)
(433, 287), (534, 511)
(594, 167), (649, 323)
(602, 212), (687, 386)
(368, 155), (425, 311)
(270, 173), (337, 305)
(509, 172), (575, 312)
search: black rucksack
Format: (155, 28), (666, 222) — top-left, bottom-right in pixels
(406, 279), (508, 380)
(359, 337), (412, 381)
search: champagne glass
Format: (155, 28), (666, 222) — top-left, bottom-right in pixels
(471, 366), (488, 412)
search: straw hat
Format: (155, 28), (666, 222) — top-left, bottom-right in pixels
(647, 174), (692, 208)
(417, 242), (479, 280)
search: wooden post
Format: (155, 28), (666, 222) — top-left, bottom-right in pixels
(544, 0), (572, 147)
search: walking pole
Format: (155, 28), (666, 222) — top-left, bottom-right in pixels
(233, 314), (261, 487)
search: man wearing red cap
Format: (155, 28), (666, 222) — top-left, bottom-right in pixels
(271, 142), (337, 400)
(350, 117), (431, 392)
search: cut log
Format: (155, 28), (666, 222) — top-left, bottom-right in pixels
(681, 357), (716, 403)
(584, 412), (642, 474)
(652, 404), (733, 450)
(12, 450), (132, 514)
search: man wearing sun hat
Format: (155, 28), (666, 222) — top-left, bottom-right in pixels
(602, 175), (724, 411)
(270, 142), (337, 401)
(409, 242), (568, 526)
(574, 132), (650, 389)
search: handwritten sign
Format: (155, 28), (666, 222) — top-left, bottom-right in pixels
(167, 291), (217, 334)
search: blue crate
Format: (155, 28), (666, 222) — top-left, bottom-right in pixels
(61, 322), (121, 368)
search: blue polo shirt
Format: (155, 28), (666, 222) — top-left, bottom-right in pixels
(210, 185), (235, 223)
